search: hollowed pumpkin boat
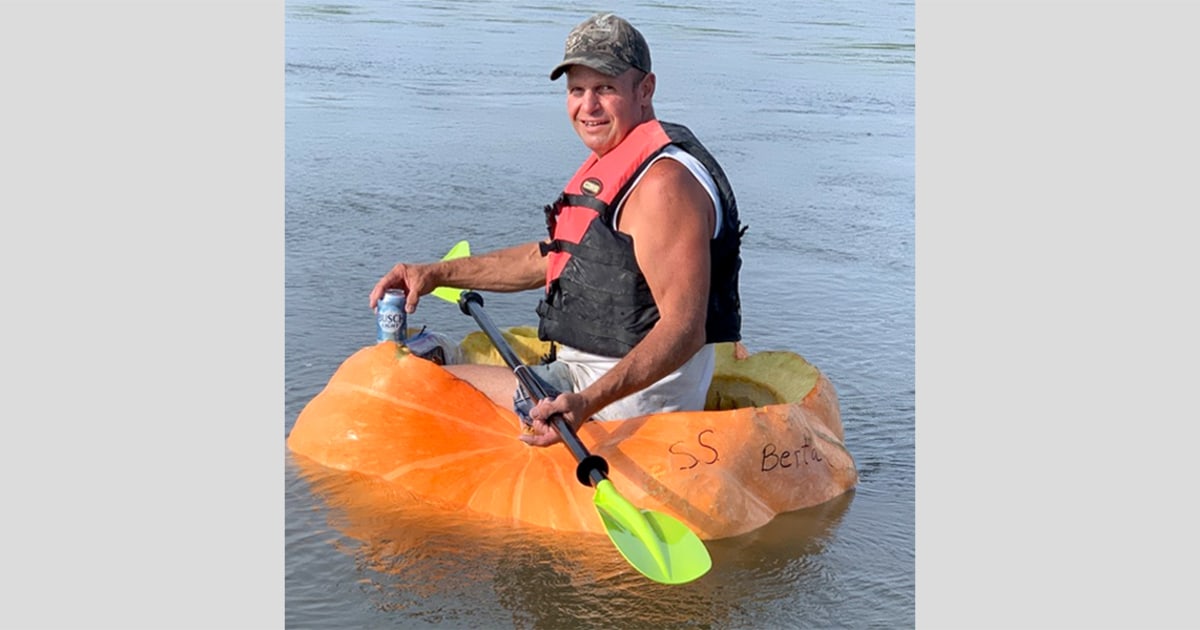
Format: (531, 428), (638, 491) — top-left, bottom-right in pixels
(286, 327), (858, 540)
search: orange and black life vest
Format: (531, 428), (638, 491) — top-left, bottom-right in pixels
(535, 120), (744, 358)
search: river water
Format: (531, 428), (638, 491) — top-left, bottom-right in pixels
(285, 1), (913, 627)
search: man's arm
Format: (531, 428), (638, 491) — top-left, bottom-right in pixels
(522, 158), (714, 443)
(370, 241), (547, 314)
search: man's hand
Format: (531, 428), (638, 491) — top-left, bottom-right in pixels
(369, 262), (438, 314)
(519, 392), (591, 447)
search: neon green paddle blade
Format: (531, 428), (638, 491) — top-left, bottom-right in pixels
(431, 240), (470, 304)
(593, 479), (712, 584)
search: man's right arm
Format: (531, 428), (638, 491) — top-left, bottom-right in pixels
(370, 240), (547, 313)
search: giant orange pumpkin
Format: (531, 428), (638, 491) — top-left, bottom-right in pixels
(286, 328), (858, 540)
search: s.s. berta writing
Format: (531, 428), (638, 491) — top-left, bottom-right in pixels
(669, 429), (719, 469)
(761, 433), (824, 471)
(667, 429), (828, 472)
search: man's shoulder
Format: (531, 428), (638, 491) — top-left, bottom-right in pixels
(636, 155), (703, 192)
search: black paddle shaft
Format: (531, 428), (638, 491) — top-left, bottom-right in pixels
(458, 291), (609, 487)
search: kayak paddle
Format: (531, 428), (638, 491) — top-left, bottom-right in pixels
(430, 239), (471, 303)
(426, 247), (711, 583)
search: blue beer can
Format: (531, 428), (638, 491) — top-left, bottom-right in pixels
(376, 289), (407, 343)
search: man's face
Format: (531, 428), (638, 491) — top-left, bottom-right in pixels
(565, 66), (653, 157)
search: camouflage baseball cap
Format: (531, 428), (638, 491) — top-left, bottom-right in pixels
(549, 13), (651, 81)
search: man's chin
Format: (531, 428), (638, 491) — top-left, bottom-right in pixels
(578, 133), (614, 155)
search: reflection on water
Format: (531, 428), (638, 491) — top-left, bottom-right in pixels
(290, 454), (855, 629)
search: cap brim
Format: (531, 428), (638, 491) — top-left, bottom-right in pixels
(548, 55), (632, 81)
(548, 61), (573, 81)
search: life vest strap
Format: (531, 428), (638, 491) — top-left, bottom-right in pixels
(561, 193), (608, 213)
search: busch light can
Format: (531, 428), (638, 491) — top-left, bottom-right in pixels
(376, 289), (407, 343)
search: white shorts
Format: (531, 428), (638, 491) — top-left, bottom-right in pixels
(517, 344), (715, 422)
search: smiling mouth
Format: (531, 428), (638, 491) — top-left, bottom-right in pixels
(580, 120), (608, 128)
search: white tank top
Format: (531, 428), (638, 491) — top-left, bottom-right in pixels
(610, 145), (724, 238)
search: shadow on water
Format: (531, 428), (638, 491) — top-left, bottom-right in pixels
(290, 452), (855, 629)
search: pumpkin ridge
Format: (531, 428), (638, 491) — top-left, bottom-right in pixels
(382, 446), (510, 482)
(342, 382), (513, 438)
(459, 446), (532, 518)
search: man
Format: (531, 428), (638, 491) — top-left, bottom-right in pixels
(369, 13), (743, 447)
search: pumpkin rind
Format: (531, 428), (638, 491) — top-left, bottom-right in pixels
(287, 333), (857, 540)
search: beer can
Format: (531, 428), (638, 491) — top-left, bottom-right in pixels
(376, 289), (407, 343)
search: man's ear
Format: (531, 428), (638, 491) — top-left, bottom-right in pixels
(640, 72), (656, 101)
